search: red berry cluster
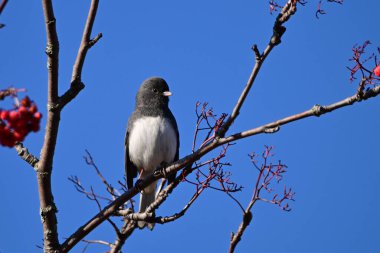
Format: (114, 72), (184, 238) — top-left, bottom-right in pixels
(0, 96), (42, 147)
(374, 65), (380, 77)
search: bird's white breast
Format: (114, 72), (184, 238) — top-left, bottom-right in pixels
(128, 116), (177, 173)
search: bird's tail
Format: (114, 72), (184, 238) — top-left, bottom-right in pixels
(138, 183), (156, 230)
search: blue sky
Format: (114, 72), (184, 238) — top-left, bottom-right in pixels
(1, 1), (380, 252)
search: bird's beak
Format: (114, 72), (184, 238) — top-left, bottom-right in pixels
(163, 91), (172, 97)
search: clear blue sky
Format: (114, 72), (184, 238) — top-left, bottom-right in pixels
(1, 1), (379, 252)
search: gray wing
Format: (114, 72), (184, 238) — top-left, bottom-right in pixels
(166, 109), (179, 184)
(125, 127), (137, 189)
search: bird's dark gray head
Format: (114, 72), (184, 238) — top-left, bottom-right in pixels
(135, 77), (171, 109)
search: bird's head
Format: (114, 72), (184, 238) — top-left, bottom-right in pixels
(136, 77), (172, 108)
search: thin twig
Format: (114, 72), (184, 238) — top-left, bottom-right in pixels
(0, 0), (8, 15)
(68, 176), (114, 202)
(115, 163), (199, 225)
(59, 0), (102, 110)
(217, 0), (297, 138)
(229, 147), (294, 252)
(83, 150), (119, 199)
(14, 142), (39, 170)
(82, 239), (114, 248)
(219, 85), (380, 146)
(71, 0), (101, 82)
(109, 221), (136, 253)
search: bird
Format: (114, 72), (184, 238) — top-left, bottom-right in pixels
(125, 77), (179, 229)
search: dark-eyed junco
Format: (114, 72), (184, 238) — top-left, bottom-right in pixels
(125, 77), (179, 229)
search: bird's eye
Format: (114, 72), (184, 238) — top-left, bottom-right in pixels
(152, 88), (158, 93)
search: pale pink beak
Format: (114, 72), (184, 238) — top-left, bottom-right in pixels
(163, 91), (172, 96)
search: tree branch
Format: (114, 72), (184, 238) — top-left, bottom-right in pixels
(60, 1), (379, 250)
(152, 187), (204, 224)
(109, 221), (136, 253)
(121, 185), (204, 225)
(71, 0), (101, 82)
(14, 142), (39, 170)
(38, 0), (101, 252)
(217, 0), (297, 138)
(39, 1), (61, 251)
(228, 210), (253, 253)
(229, 147), (294, 252)
(62, 80), (380, 252)
(0, 0), (8, 15)
(0, 0), (8, 28)
(218, 84), (380, 145)
(83, 150), (120, 200)
(59, 0), (102, 110)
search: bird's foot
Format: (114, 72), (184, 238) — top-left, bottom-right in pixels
(135, 179), (144, 192)
(154, 162), (168, 178)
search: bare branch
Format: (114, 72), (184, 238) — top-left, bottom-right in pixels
(38, 0), (101, 251)
(82, 239), (113, 247)
(83, 150), (120, 199)
(218, 0), (297, 138)
(61, 1), (299, 248)
(0, 87), (26, 100)
(62, 81), (380, 252)
(60, 1), (380, 250)
(123, 186), (205, 225)
(347, 41), (379, 86)
(81, 239), (114, 252)
(0, 0), (8, 28)
(109, 221), (136, 253)
(71, 0), (101, 82)
(219, 84), (380, 145)
(229, 147), (293, 252)
(68, 176), (114, 203)
(0, 0), (8, 15)
(39, 0), (61, 250)
(14, 142), (39, 170)
(59, 0), (102, 110)
(229, 211), (253, 253)
(155, 187), (204, 224)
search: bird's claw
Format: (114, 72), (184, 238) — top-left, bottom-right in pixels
(135, 179), (144, 192)
(154, 162), (168, 178)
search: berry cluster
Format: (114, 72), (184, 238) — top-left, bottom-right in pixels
(374, 65), (380, 77)
(0, 96), (42, 147)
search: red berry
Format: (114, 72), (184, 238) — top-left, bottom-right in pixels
(18, 106), (28, 116)
(8, 119), (17, 128)
(31, 122), (40, 132)
(0, 127), (15, 147)
(14, 118), (28, 132)
(20, 96), (31, 107)
(5, 136), (16, 147)
(374, 65), (380, 77)
(34, 112), (42, 120)
(29, 104), (38, 114)
(2, 126), (11, 135)
(13, 131), (25, 142)
(17, 127), (28, 137)
(9, 110), (20, 122)
(0, 110), (9, 120)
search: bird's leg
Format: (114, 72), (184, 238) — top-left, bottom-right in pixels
(156, 178), (167, 197)
(154, 162), (168, 178)
(138, 168), (144, 179)
(154, 162), (169, 197)
(135, 168), (145, 192)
